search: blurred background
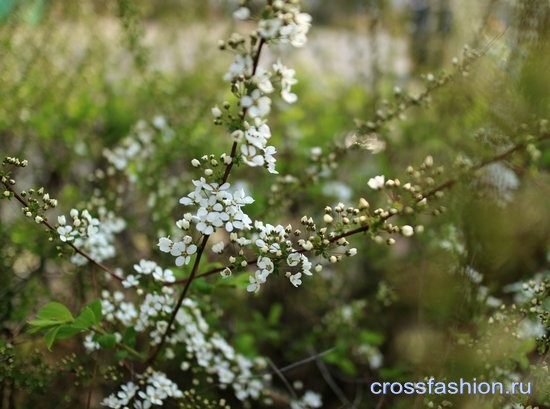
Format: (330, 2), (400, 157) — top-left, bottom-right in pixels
(1, 0), (549, 408)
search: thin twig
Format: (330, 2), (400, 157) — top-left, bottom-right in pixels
(1, 182), (124, 282)
(312, 349), (354, 408)
(172, 131), (550, 286)
(145, 235), (209, 365)
(86, 360), (98, 409)
(267, 358), (298, 401)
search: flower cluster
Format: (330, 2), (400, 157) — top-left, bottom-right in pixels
(101, 369), (183, 409)
(246, 222), (315, 292)
(256, 1), (312, 47)
(476, 162), (519, 206)
(98, 285), (271, 402)
(233, 122), (278, 173)
(99, 285), (174, 338)
(169, 298), (268, 401)
(56, 208), (125, 266)
(74, 1), (320, 405)
(103, 116), (174, 182)
(122, 259), (176, 288)
(216, 0), (311, 176)
(179, 179), (253, 235)
(290, 391), (323, 409)
(156, 178), (255, 267)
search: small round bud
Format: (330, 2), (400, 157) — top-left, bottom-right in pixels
(401, 225), (414, 237)
(211, 106), (222, 118)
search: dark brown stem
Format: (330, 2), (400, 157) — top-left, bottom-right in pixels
(145, 235), (209, 365)
(146, 31), (268, 366)
(221, 37), (266, 183)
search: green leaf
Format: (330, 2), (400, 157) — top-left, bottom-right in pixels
(234, 334), (257, 356)
(73, 307), (96, 330)
(97, 333), (116, 349)
(324, 350), (357, 376)
(268, 304), (283, 326)
(191, 278), (214, 294)
(27, 319), (62, 333)
(87, 299), (102, 323)
(55, 324), (82, 340)
(122, 327), (137, 348)
(44, 326), (61, 351)
(359, 330), (384, 346)
(36, 302), (74, 323)
(217, 272), (250, 289)
(115, 350), (129, 362)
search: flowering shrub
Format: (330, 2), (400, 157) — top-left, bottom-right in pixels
(1, 1), (549, 409)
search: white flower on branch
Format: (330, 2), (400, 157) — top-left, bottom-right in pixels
(258, 18), (283, 39)
(241, 89), (271, 118)
(273, 60), (298, 103)
(253, 68), (274, 93)
(58, 208), (125, 266)
(211, 241), (225, 254)
(290, 272), (302, 287)
(367, 175), (385, 190)
(224, 54), (253, 81)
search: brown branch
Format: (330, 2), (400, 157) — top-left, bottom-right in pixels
(172, 131), (550, 286)
(146, 30), (269, 366)
(145, 235), (209, 365)
(422, 132), (550, 199)
(86, 361), (98, 409)
(1, 181), (124, 282)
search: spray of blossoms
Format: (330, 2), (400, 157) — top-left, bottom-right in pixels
(3, 1), (548, 408)
(101, 1), (318, 407)
(157, 0), (314, 306)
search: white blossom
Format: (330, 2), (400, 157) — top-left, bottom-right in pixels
(122, 274), (139, 288)
(212, 241), (225, 254)
(401, 225), (414, 237)
(224, 54), (253, 81)
(233, 6), (250, 20)
(290, 272), (302, 287)
(241, 89), (271, 118)
(211, 105), (222, 118)
(258, 18), (283, 39)
(59, 208), (125, 266)
(367, 175), (385, 190)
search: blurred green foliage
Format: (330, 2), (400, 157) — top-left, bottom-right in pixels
(0, 0), (549, 408)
